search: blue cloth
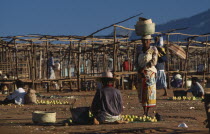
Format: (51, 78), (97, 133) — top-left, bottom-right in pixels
(171, 78), (182, 88)
(48, 57), (54, 67)
(156, 70), (167, 89)
(47, 57), (55, 79)
(91, 86), (123, 117)
(7, 88), (26, 105)
(108, 58), (113, 71)
(156, 62), (165, 70)
(156, 36), (164, 47)
(146, 74), (156, 86)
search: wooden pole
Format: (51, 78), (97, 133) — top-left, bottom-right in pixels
(103, 45), (106, 72)
(45, 41), (50, 92)
(68, 41), (72, 78)
(77, 42), (81, 91)
(0, 43), (2, 62)
(59, 43), (62, 78)
(46, 41), (49, 80)
(184, 38), (191, 88)
(39, 51), (42, 79)
(27, 49), (32, 79)
(14, 39), (18, 79)
(204, 92), (210, 133)
(113, 26), (117, 87)
(166, 34), (170, 89)
(204, 36), (208, 87)
(113, 26), (117, 73)
(208, 51), (210, 73)
(31, 41), (35, 89)
(91, 42), (94, 76)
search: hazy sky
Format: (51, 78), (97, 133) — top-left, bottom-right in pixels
(0, 0), (210, 36)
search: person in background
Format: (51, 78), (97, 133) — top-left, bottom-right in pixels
(171, 73), (183, 88)
(187, 77), (204, 97)
(0, 70), (3, 93)
(91, 71), (125, 124)
(47, 52), (55, 79)
(155, 36), (168, 96)
(54, 60), (61, 90)
(122, 57), (133, 89)
(54, 60), (61, 78)
(0, 70), (9, 94)
(107, 58), (113, 71)
(122, 57), (132, 71)
(136, 35), (158, 116)
(2, 80), (26, 105)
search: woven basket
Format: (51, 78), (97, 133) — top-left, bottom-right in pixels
(32, 111), (56, 124)
(173, 90), (187, 97)
(135, 23), (155, 36)
(168, 44), (186, 59)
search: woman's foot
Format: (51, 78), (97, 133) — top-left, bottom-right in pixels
(163, 93), (168, 96)
(115, 120), (129, 124)
(93, 118), (100, 125)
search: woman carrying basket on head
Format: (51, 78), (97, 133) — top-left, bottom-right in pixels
(136, 35), (158, 116)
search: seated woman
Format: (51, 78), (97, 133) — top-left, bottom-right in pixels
(91, 71), (125, 124)
(171, 73), (183, 88)
(187, 77), (204, 97)
(2, 80), (26, 105)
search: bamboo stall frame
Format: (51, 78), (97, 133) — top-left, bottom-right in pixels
(0, 25), (210, 93)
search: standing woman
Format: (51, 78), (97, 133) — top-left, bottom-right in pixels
(136, 35), (158, 116)
(155, 36), (168, 96)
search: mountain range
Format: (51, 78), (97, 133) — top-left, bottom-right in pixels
(114, 9), (210, 41)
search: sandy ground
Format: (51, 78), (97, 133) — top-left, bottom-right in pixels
(0, 89), (209, 134)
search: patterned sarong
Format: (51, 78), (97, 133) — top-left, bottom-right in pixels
(137, 70), (156, 107)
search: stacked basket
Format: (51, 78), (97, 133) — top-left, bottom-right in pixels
(135, 17), (155, 36)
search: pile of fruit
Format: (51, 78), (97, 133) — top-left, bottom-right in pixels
(121, 115), (157, 122)
(36, 99), (70, 105)
(89, 111), (157, 123)
(1, 104), (24, 107)
(171, 96), (204, 101)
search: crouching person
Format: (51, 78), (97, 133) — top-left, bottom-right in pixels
(91, 71), (126, 125)
(25, 88), (37, 104)
(187, 77), (204, 97)
(3, 80), (26, 105)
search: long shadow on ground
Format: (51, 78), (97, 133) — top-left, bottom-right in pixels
(69, 127), (209, 134)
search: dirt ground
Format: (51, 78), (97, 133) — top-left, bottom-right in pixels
(0, 89), (209, 134)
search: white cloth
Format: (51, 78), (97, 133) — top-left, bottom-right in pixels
(137, 46), (158, 73)
(97, 112), (121, 123)
(54, 63), (61, 71)
(7, 88), (26, 105)
(49, 68), (56, 79)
